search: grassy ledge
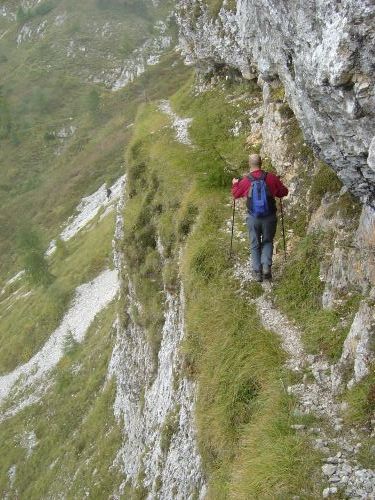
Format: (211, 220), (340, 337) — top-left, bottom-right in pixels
(120, 75), (324, 497)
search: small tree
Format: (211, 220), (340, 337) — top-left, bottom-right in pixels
(17, 228), (54, 287)
(86, 88), (101, 116)
(55, 237), (68, 259)
(63, 330), (79, 356)
(16, 6), (32, 24)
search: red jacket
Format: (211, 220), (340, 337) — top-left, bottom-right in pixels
(231, 169), (288, 199)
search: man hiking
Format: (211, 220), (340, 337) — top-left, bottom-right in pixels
(232, 154), (288, 282)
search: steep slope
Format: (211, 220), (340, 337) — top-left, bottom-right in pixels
(1, 1), (374, 499)
(0, 0), (178, 279)
(0, 1), (200, 497)
(173, 1), (375, 497)
(112, 71), (374, 497)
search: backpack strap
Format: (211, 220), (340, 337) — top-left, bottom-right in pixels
(247, 171), (267, 188)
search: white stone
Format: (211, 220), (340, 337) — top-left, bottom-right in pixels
(0, 269), (119, 417)
(46, 176), (125, 256)
(159, 100), (193, 146)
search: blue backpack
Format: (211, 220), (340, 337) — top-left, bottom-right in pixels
(247, 172), (272, 217)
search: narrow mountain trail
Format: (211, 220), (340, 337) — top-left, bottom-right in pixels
(159, 99), (374, 497)
(236, 264), (375, 498)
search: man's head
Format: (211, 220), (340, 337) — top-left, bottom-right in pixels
(249, 154), (262, 171)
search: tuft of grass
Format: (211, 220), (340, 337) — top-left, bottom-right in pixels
(274, 233), (361, 360)
(343, 368), (375, 428)
(205, 0), (237, 18)
(160, 405), (180, 454)
(270, 84), (285, 102)
(342, 368), (375, 469)
(310, 161), (342, 207)
(230, 385), (322, 499)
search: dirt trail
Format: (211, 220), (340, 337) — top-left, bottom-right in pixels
(247, 277), (375, 499)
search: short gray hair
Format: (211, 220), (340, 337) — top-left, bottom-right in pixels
(249, 154), (262, 168)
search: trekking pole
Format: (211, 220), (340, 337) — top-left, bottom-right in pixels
(279, 198), (287, 261)
(229, 198), (236, 259)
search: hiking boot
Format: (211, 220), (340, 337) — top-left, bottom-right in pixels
(252, 270), (263, 282)
(263, 266), (272, 280)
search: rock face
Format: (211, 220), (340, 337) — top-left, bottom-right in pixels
(334, 300), (375, 389)
(109, 184), (205, 498)
(109, 290), (205, 498)
(176, 0), (375, 206)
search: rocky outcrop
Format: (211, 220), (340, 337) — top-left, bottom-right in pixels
(176, 0), (375, 206)
(109, 183), (205, 498)
(334, 300), (375, 390)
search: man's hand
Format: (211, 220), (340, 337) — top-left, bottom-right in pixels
(232, 178), (239, 185)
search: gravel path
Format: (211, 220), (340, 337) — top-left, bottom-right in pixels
(235, 269), (375, 499)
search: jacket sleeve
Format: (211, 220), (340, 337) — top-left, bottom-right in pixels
(231, 177), (250, 199)
(268, 174), (288, 198)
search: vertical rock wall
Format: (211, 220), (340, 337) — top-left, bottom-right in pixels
(109, 181), (205, 499)
(176, 0), (375, 205)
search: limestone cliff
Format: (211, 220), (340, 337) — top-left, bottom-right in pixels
(177, 0), (375, 206)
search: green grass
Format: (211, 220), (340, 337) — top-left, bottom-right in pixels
(119, 78), (325, 498)
(181, 202), (322, 498)
(343, 368), (375, 428)
(0, 0), (184, 282)
(204, 0), (237, 17)
(2, 8), (368, 496)
(342, 368), (375, 469)
(160, 404), (180, 454)
(0, 302), (122, 499)
(274, 233), (361, 361)
(0, 208), (115, 374)
(309, 161), (342, 207)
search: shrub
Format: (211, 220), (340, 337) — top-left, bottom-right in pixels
(86, 88), (101, 115)
(17, 1), (56, 24)
(17, 227), (54, 287)
(63, 330), (79, 356)
(177, 202), (198, 239)
(34, 1), (56, 17)
(0, 87), (12, 139)
(44, 130), (56, 141)
(160, 406), (180, 454)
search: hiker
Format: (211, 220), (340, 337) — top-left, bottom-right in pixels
(232, 154), (288, 282)
(106, 187), (112, 200)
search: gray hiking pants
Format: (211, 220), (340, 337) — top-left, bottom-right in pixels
(246, 213), (277, 271)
